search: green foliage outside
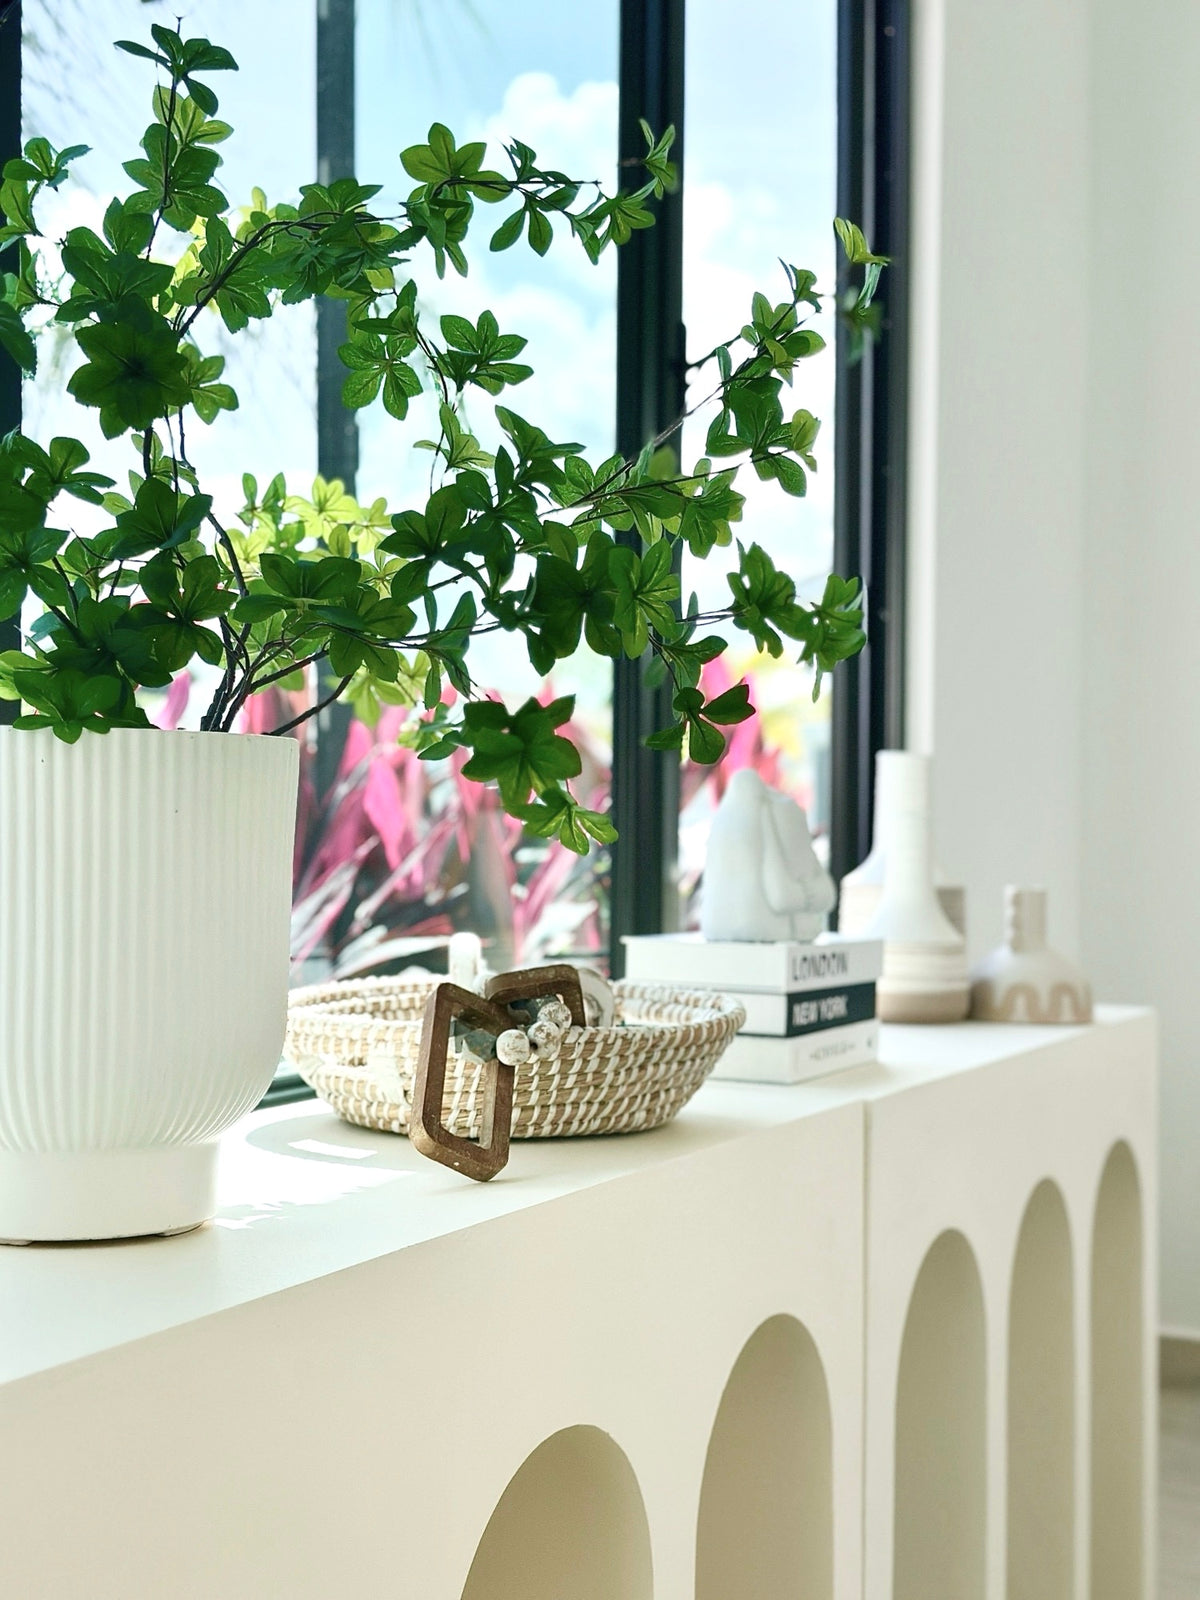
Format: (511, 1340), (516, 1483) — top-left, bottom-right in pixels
(0, 23), (881, 853)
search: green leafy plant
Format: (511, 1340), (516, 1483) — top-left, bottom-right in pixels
(0, 22), (879, 853)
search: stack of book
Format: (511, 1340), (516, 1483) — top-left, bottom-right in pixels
(621, 932), (884, 1084)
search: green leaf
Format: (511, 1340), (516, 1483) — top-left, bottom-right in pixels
(519, 787), (616, 854)
(834, 216), (889, 267)
(703, 683), (754, 725)
(67, 300), (188, 437)
(489, 208), (526, 252)
(401, 143), (446, 185)
(9, 658), (128, 740)
(638, 120), (678, 198)
(338, 332), (422, 418)
(381, 363), (422, 419)
(0, 175), (38, 236)
(342, 367), (382, 409)
(110, 479), (212, 560)
(440, 313), (478, 351)
(757, 452), (808, 497)
(610, 537), (679, 655)
(0, 303), (35, 374)
(726, 541), (804, 657)
(24, 437), (113, 505)
(459, 693), (582, 808)
(527, 207), (553, 256)
(687, 717), (726, 764)
(115, 40), (169, 65)
(677, 467), (744, 557)
(645, 722), (685, 752)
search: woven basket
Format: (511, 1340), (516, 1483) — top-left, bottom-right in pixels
(285, 975), (745, 1139)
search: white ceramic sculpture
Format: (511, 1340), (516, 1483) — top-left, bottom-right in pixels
(860, 751), (970, 1023)
(971, 886), (1093, 1023)
(700, 768), (836, 943)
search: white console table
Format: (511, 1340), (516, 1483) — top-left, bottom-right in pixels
(0, 1006), (1155, 1600)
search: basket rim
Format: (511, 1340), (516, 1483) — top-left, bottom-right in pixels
(286, 974), (747, 1037)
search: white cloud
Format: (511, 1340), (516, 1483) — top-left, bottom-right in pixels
(360, 72), (623, 508)
(475, 73), (619, 190)
(679, 160), (839, 607)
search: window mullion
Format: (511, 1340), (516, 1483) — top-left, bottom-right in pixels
(0, 0), (22, 711)
(831, 0), (911, 888)
(610, 0), (687, 971)
(314, 0), (358, 800)
(316, 0), (358, 497)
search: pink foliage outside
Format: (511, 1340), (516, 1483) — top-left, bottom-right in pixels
(162, 652), (811, 975)
(249, 686), (611, 980)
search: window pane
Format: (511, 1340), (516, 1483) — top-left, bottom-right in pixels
(21, 0), (316, 731)
(21, 1), (317, 504)
(288, 0), (620, 980)
(679, 0), (838, 925)
(21, 3), (619, 985)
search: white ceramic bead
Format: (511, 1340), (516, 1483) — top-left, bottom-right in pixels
(527, 1019), (562, 1057)
(495, 1029), (532, 1067)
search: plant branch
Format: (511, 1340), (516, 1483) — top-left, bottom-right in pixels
(215, 634), (312, 730)
(175, 210), (367, 335)
(206, 512), (248, 596)
(145, 71), (180, 258)
(175, 404), (190, 471)
(266, 673), (352, 737)
(199, 620), (239, 732)
(248, 648), (327, 693)
(51, 557), (79, 620)
(201, 613), (258, 730)
(164, 411), (181, 496)
(413, 324), (452, 410)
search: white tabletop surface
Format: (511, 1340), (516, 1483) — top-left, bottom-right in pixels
(0, 1006), (1148, 1390)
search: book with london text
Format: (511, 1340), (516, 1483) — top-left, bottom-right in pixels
(711, 1019), (880, 1085)
(621, 932), (883, 993)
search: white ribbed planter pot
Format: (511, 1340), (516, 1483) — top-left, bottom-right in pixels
(0, 728), (298, 1242)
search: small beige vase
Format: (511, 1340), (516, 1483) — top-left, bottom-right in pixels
(970, 887), (1092, 1024)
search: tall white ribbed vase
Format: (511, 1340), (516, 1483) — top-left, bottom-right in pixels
(838, 749), (967, 938)
(861, 751), (970, 1023)
(0, 728), (298, 1242)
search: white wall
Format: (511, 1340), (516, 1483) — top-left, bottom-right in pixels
(908, 0), (1090, 962)
(910, 0), (1200, 1334)
(1081, 0), (1200, 1338)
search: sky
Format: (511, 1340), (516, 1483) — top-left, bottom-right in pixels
(20, 0), (839, 819)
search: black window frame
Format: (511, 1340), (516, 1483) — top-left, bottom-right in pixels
(831, 0), (911, 887)
(0, 1), (21, 680)
(0, 0), (910, 1098)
